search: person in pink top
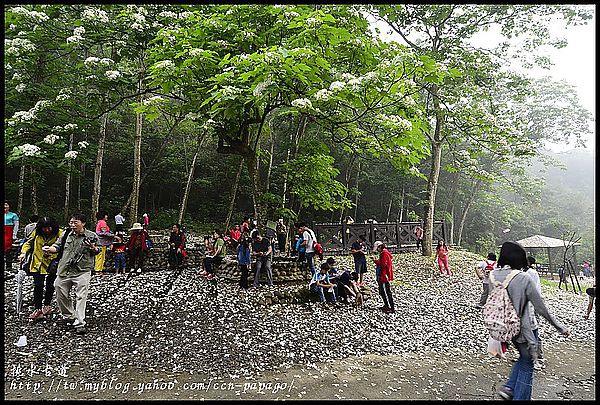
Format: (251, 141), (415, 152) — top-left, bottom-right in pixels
(95, 211), (113, 277)
(434, 239), (451, 275)
(143, 213), (149, 228)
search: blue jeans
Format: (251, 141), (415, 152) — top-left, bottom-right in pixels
(306, 252), (316, 275)
(310, 284), (336, 303)
(114, 253), (126, 270)
(504, 340), (534, 400)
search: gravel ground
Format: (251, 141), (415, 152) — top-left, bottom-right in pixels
(4, 250), (595, 400)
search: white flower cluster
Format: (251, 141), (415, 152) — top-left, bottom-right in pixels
(5, 38), (36, 56)
(84, 56), (100, 67)
(154, 60), (175, 71)
(409, 166), (420, 175)
(43, 134), (60, 145)
(221, 86), (242, 97)
(100, 58), (113, 66)
(189, 48), (205, 57)
(78, 141), (89, 149)
(105, 70), (121, 80)
(12, 72), (23, 81)
(64, 123), (78, 131)
(67, 26), (85, 44)
(291, 98), (312, 110)
(284, 11), (299, 19)
(314, 88), (332, 101)
(201, 119), (217, 131)
(216, 40), (228, 47)
(82, 7), (110, 23)
(329, 81), (345, 92)
(159, 11), (178, 19)
(180, 11), (193, 19)
(253, 79), (273, 98)
(64, 150), (79, 159)
(378, 114), (412, 132)
(306, 17), (318, 27)
(142, 95), (164, 105)
(184, 112), (201, 121)
(396, 146), (410, 156)
(9, 100), (51, 125)
(9, 7), (49, 23)
(14, 144), (42, 157)
(16, 83), (26, 93)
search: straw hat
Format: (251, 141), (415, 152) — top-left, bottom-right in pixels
(372, 240), (383, 252)
(130, 222), (143, 231)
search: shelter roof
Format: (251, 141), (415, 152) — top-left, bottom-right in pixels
(515, 234), (581, 249)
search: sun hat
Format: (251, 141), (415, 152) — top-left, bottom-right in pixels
(129, 222), (143, 231)
(372, 240), (383, 252)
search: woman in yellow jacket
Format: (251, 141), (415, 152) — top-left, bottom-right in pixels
(18, 217), (63, 319)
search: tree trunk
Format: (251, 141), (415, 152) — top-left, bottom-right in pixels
(129, 78), (143, 225)
(30, 167), (38, 215)
(246, 154), (264, 229)
(265, 131), (274, 193)
(457, 179), (482, 246)
(92, 112), (109, 217)
(353, 161), (361, 221)
(225, 158), (245, 231)
(178, 133), (208, 225)
(386, 196), (393, 222)
(422, 85), (444, 256)
(449, 203), (455, 245)
(64, 133), (74, 222)
(17, 165), (25, 214)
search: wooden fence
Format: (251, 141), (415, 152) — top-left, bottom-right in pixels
(313, 221), (446, 254)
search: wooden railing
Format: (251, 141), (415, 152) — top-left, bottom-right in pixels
(313, 221), (446, 254)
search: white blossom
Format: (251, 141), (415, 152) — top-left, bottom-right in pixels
(142, 95), (164, 105)
(329, 81), (345, 92)
(409, 166), (420, 175)
(14, 144), (42, 157)
(185, 112), (201, 121)
(78, 141), (89, 149)
(284, 11), (299, 19)
(82, 7), (110, 23)
(221, 86), (242, 97)
(99, 58), (114, 66)
(314, 89), (332, 101)
(64, 123), (78, 131)
(306, 17), (318, 27)
(291, 98), (312, 109)
(9, 7), (49, 23)
(5, 38), (36, 56)
(253, 79), (273, 97)
(131, 22), (143, 31)
(189, 48), (205, 57)
(105, 70), (121, 80)
(84, 56), (100, 67)
(43, 134), (60, 145)
(180, 11), (193, 19)
(154, 60), (175, 71)
(64, 150), (79, 159)
(159, 11), (179, 19)
(56, 93), (70, 101)
(341, 73), (356, 81)
(16, 83), (26, 93)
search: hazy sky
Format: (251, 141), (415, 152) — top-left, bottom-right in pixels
(368, 6), (596, 153)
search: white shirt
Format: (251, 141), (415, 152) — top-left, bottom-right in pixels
(478, 260), (496, 284)
(114, 214), (124, 225)
(303, 229), (315, 253)
(526, 268), (542, 294)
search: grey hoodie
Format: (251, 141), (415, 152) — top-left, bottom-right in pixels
(490, 266), (567, 355)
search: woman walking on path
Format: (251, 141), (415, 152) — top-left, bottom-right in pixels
(94, 211), (113, 277)
(434, 239), (451, 275)
(18, 217), (63, 319)
(494, 241), (570, 401)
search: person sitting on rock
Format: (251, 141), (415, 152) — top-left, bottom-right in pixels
(326, 257), (340, 298)
(309, 262), (336, 307)
(200, 229), (225, 281)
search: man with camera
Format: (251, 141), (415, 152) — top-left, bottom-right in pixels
(42, 213), (99, 335)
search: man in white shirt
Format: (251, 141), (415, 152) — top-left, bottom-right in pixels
(114, 212), (125, 233)
(300, 222), (316, 276)
(475, 253), (496, 309)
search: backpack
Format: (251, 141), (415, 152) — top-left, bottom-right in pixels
(484, 260), (496, 272)
(308, 229), (323, 256)
(483, 270), (521, 342)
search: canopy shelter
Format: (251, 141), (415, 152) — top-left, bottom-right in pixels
(515, 234), (580, 276)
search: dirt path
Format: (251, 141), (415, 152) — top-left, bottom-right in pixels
(5, 341), (594, 400)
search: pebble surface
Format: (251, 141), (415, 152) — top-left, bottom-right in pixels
(4, 249), (595, 397)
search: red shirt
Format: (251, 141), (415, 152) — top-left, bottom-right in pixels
(374, 248), (394, 283)
(229, 229), (241, 241)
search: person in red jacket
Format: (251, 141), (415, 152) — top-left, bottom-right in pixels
(126, 222), (149, 273)
(372, 241), (395, 314)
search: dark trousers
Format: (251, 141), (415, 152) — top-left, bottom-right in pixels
(416, 238), (423, 249)
(128, 248), (145, 271)
(239, 264), (249, 289)
(378, 281), (394, 309)
(168, 249), (184, 267)
(277, 234), (286, 254)
(478, 283), (490, 306)
(203, 256), (223, 274)
(33, 272), (57, 309)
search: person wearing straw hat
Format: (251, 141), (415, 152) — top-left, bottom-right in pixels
(126, 222), (149, 273)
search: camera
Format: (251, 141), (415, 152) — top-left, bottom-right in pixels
(82, 236), (96, 245)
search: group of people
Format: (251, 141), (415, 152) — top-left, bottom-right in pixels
(473, 242), (596, 401)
